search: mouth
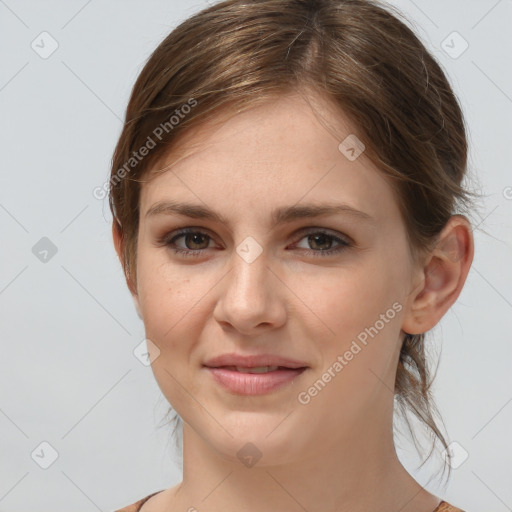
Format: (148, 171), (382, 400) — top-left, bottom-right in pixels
(203, 365), (308, 395)
(213, 365), (302, 373)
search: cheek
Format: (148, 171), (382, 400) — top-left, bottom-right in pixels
(136, 260), (201, 404)
(136, 251), (194, 346)
(302, 269), (405, 412)
(304, 265), (391, 333)
(306, 258), (407, 372)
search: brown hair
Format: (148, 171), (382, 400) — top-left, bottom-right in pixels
(109, 0), (478, 483)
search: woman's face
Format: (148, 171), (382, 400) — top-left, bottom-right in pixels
(133, 92), (420, 465)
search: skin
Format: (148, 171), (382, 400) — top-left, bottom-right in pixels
(113, 91), (474, 512)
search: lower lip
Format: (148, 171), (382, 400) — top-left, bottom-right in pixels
(204, 367), (307, 395)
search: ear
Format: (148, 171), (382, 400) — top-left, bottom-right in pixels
(402, 215), (474, 335)
(112, 221), (143, 319)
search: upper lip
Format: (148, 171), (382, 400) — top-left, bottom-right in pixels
(203, 353), (309, 369)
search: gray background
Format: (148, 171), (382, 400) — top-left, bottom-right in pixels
(1, 0), (511, 511)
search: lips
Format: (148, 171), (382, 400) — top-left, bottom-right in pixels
(220, 365), (282, 373)
(202, 353), (309, 395)
(203, 353), (309, 370)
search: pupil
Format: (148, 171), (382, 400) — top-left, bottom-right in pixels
(310, 234), (331, 251)
(187, 233), (208, 249)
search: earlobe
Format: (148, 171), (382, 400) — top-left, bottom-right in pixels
(402, 215), (474, 336)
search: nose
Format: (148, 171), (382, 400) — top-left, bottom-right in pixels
(213, 245), (287, 335)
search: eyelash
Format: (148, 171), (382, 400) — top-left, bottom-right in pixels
(160, 227), (351, 258)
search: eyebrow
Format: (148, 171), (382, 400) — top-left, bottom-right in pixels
(145, 200), (374, 227)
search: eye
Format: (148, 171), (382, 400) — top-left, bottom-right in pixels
(164, 228), (215, 258)
(291, 229), (351, 257)
(159, 227), (351, 258)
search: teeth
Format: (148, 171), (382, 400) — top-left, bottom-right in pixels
(235, 366), (279, 373)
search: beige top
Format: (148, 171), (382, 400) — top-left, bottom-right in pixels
(115, 491), (466, 512)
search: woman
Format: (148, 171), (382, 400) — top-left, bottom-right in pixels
(110, 0), (476, 510)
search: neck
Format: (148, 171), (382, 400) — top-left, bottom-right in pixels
(169, 414), (439, 512)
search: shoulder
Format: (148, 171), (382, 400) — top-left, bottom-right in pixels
(114, 490), (165, 512)
(435, 501), (466, 512)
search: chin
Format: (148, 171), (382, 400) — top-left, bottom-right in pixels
(198, 419), (307, 468)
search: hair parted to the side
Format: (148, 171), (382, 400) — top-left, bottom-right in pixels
(109, 0), (480, 484)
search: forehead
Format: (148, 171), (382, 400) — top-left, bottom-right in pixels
(139, 92), (399, 225)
